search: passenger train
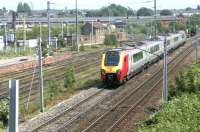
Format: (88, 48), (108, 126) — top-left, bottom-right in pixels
(101, 31), (187, 85)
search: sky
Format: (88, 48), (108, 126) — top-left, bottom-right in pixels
(0, 0), (200, 10)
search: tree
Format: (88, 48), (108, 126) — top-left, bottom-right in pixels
(127, 7), (135, 16)
(197, 5), (200, 10)
(64, 66), (76, 88)
(85, 4), (134, 17)
(2, 7), (7, 13)
(17, 2), (31, 14)
(137, 7), (153, 16)
(186, 7), (192, 11)
(17, 2), (24, 13)
(104, 34), (117, 45)
(23, 3), (31, 15)
(160, 9), (172, 16)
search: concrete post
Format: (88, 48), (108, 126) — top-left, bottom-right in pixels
(39, 23), (44, 113)
(163, 36), (168, 101)
(8, 80), (19, 132)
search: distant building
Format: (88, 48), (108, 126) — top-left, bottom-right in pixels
(81, 22), (107, 36)
(17, 39), (38, 48)
(160, 17), (188, 28)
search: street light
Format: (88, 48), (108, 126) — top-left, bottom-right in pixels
(4, 23), (7, 50)
(154, 0), (157, 37)
(76, 0), (79, 52)
(128, 36), (168, 101)
(173, 9), (177, 33)
(108, 1), (111, 25)
(47, 1), (51, 48)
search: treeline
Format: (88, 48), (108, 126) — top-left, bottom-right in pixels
(85, 4), (134, 17)
(85, 4), (176, 17)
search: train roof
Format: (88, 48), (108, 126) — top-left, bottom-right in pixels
(105, 40), (161, 52)
(106, 32), (185, 53)
(158, 32), (185, 40)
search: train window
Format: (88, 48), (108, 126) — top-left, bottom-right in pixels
(150, 45), (160, 53)
(174, 37), (179, 42)
(133, 52), (143, 63)
(167, 40), (170, 46)
(105, 51), (120, 66)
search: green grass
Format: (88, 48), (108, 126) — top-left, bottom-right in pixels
(0, 44), (115, 61)
(0, 47), (36, 60)
(20, 66), (101, 119)
(56, 44), (116, 55)
(0, 122), (4, 131)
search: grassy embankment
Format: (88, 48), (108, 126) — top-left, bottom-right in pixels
(140, 62), (200, 131)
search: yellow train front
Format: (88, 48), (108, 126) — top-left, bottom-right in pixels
(101, 49), (129, 85)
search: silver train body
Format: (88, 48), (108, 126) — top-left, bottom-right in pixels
(124, 31), (187, 78)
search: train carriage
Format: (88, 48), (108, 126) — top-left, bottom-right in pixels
(101, 31), (187, 85)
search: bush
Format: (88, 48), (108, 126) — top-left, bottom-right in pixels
(79, 45), (85, 51)
(58, 37), (65, 48)
(64, 66), (76, 88)
(140, 63), (200, 132)
(170, 64), (200, 98)
(126, 24), (147, 35)
(0, 100), (8, 127)
(71, 44), (78, 51)
(48, 81), (63, 101)
(139, 94), (200, 132)
(104, 34), (117, 45)
(41, 40), (49, 57)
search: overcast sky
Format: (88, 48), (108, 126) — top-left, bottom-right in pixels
(1, 0), (200, 10)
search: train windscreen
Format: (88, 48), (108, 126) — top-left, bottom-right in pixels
(105, 51), (120, 66)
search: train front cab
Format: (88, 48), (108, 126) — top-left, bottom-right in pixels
(101, 50), (128, 85)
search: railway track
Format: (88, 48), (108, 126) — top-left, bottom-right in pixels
(19, 37), (197, 132)
(31, 88), (105, 132)
(55, 40), (196, 132)
(0, 51), (101, 79)
(30, 64), (156, 132)
(0, 51), (101, 81)
(105, 41), (196, 132)
(0, 51), (102, 105)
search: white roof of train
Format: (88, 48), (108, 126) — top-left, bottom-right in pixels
(108, 32), (185, 53)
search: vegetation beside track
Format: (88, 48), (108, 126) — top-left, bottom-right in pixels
(0, 99), (8, 130)
(0, 58), (101, 130)
(0, 47), (36, 60)
(19, 65), (101, 119)
(0, 44), (114, 61)
(139, 62), (200, 131)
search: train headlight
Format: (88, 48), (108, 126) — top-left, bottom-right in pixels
(101, 69), (106, 76)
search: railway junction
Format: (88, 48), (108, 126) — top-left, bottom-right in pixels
(1, 1), (200, 132)
(14, 36), (198, 132)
